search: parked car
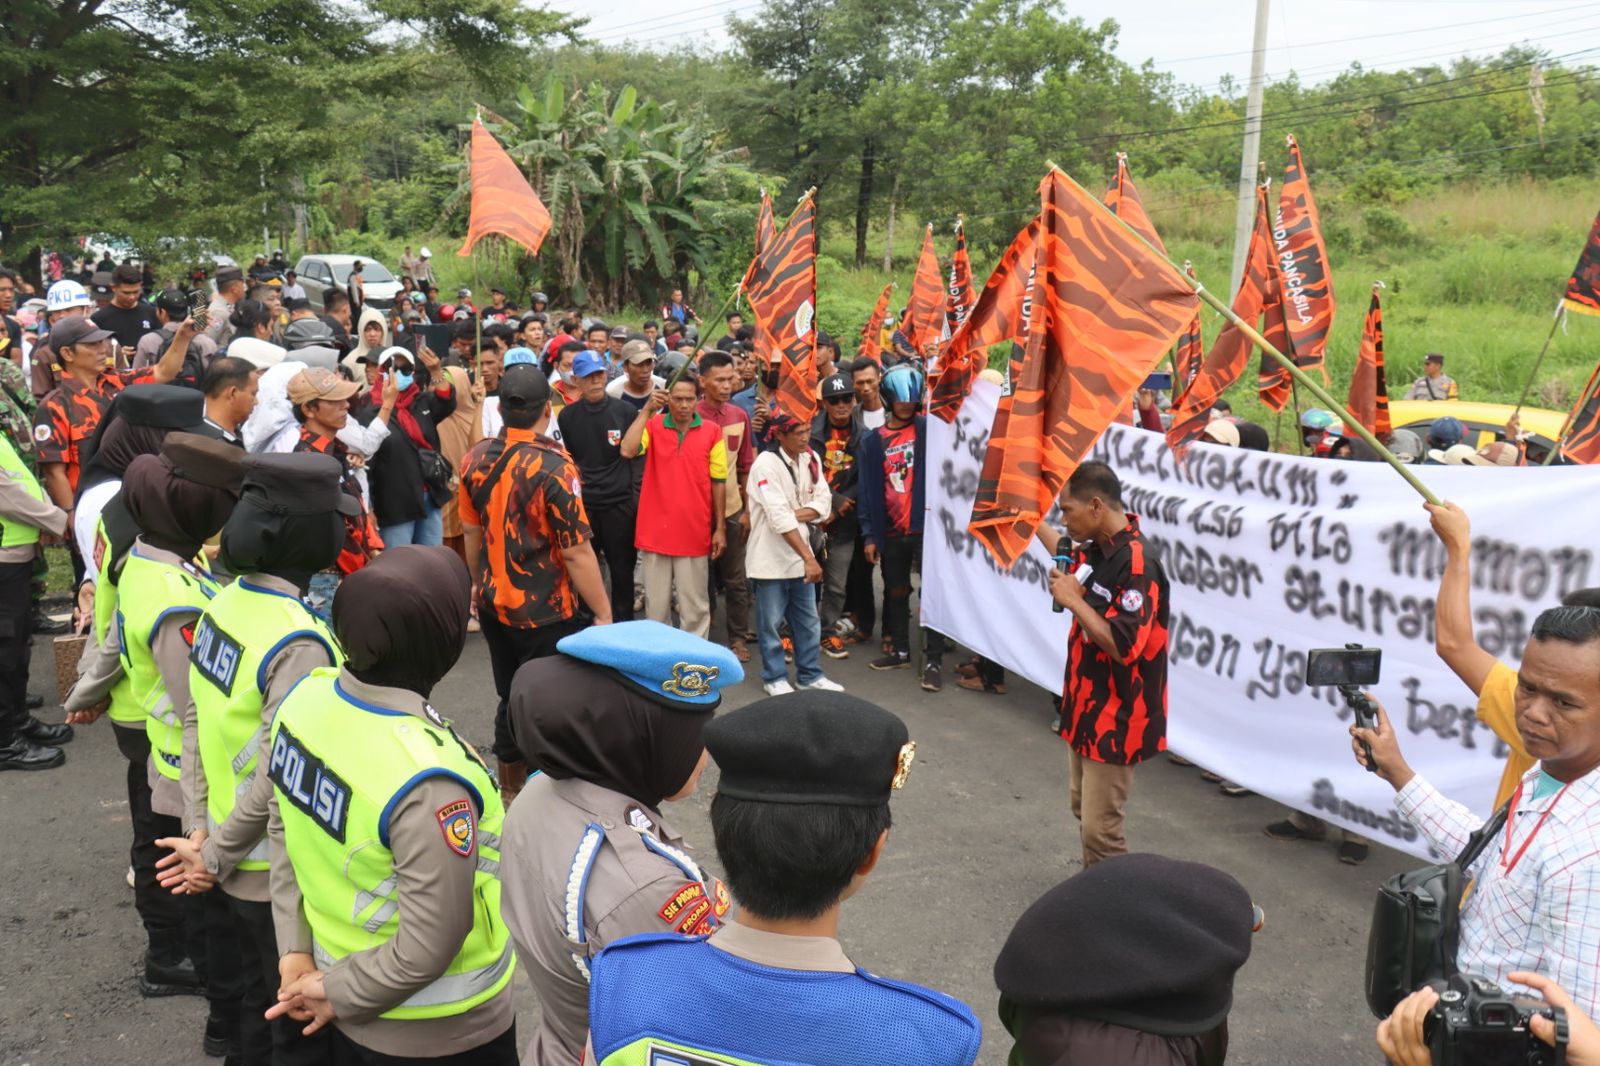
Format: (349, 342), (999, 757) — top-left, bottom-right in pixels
(1388, 399), (1566, 463)
(292, 254), (402, 312)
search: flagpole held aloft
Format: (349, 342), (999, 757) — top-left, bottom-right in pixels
(1042, 161), (1442, 506)
(1513, 298), (1567, 416)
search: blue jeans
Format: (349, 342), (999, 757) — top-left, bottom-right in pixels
(751, 576), (823, 686)
(379, 498), (443, 548)
(305, 571), (340, 624)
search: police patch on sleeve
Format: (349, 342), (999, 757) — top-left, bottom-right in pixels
(1119, 588), (1145, 613)
(436, 799), (475, 858)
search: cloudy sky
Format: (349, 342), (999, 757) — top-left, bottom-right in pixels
(562, 0), (1600, 91)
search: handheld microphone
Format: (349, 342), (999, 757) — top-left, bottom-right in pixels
(1052, 558), (1092, 613)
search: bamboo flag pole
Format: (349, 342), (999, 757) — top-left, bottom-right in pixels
(1044, 163), (1443, 506)
(1541, 359), (1600, 465)
(1514, 298), (1566, 415)
(667, 186), (818, 391)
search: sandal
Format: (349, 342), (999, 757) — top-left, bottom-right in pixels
(730, 640), (750, 664)
(956, 674), (1006, 695)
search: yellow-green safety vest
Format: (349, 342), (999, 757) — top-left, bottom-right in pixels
(268, 668), (512, 1020)
(117, 546), (218, 780)
(90, 518), (141, 727)
(191, 578), (340, 871)
(0, 434), (45, 549)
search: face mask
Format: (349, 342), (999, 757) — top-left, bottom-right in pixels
(395, 371), (414, 391)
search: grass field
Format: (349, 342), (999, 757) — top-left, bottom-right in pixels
(239, 175), (1599, 435)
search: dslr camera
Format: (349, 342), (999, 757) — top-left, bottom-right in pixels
(1423, 973), (1567, 1065)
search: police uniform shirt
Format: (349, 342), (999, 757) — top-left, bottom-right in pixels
(266, 669), (514, 1059)
(199, 572), (336, 902)
(0, 448), (66, 563)
(127, 539), (211, 828)
(500, 774), (729, 1066)
(1405, 372), (1457, 401)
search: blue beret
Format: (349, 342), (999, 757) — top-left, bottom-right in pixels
(556, 620), (743, 708)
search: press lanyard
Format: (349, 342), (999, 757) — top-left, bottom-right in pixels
(1500, 780), (1571, 876)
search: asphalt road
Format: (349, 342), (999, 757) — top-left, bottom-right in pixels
(0, 621), (1409, 1066)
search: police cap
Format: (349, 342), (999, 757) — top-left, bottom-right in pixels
(994, 853), (1254, 1037)
(240, 452), (360, 518)
(704, 690), (914, 806)
(556, 619), (743, 710)
(161, 432), (244, 493)
(112, 384), (203, 429)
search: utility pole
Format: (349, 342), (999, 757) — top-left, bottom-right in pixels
(1230, 0), (1271, 297)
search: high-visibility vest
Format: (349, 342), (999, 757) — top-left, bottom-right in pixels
(269, 668), (512, 1020)
(117, 546), (217, 780)
(191, 578), (340, 871)
(0, 434), (45, 549)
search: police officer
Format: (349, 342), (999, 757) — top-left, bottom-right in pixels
(498, 619), (743, 1065)
(117, 434), (246, 1049)
(587, 690), (982, 1066)
(0, 422), (70, 770)
(993, 854), (1255, 1064)
(155, 452), (354, 1065)
(264, 546), (517, 1064)
(1405, 352), (1458, 401)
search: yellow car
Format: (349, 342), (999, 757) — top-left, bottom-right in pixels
(1387, 399), (1567, 460)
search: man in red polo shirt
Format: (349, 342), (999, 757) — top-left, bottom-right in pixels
(621, 375), (727, 638)
(1036, 460), (1170, 868)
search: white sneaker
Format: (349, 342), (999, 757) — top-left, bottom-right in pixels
(762, 680), (795, 696)
(126, 864), (135, 888)
(801, 676), (844, 692)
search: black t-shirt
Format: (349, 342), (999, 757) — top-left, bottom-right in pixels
(556, 396), (642, 510)
(615, 389), (649, 413)
(92, 301), (160, 350)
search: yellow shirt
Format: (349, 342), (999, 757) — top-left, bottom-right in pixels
(1477, 660), (1535, 808)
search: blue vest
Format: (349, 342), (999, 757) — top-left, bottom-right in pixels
(589, 933), (982, 1066)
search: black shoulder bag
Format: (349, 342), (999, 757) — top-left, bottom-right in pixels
(1364, 801), (1509, 1018)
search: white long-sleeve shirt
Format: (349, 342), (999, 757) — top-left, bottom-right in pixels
(744, 446), (830, 581)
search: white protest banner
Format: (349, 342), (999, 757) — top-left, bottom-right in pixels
(923, 380), (1600, 858)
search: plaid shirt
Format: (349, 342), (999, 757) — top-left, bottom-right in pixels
(1397, 764), (1600, 1015)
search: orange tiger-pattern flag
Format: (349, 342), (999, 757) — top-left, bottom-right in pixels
(740, 190), (775, 293)
(858, 282), (893, 364)
(459, 118), (552, 258)
(1562, 209), (1600, 317)
(928, 217), (1040, 422)
(970, 169), (1198, 566)
(1271, 134), (1336, 372)
(1102, 152), (1167, 255)
(746, 193), (819, 424)
(944, 220), (974, 337)
(902, 224), (945, 352)
(1559, 361), (1600, 463)
(1167, 184), (1276, 454)
(1256, 270), (1296, 413)
(1171, 260), (1203, 400)
(1345, 285), (1392, 440)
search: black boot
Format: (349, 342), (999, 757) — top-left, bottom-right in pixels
(30, 611), (68, 635)
(203, 1001), (242, 1058)
(0, 737), (65, 771)
(18, 716), (72, 745)
(141, 949), (204, 998)
(25, 693), (43, 710)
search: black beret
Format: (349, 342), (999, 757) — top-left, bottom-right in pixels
(240, 453), (360, 518)
(704, 690), (914, 806)
(113, 384), (203, 429)
(994, 854), (1253, 1037)
(160, 432), (244, 494)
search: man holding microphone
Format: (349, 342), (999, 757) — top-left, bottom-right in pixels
(1035, 460), (1170, 868)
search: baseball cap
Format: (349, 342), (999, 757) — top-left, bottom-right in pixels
(610, 326), (630, 341)
(502, 346), (538, 368)
(375, 346), (413, 370)
(49, 317), (113, 350)
(499, 363), (552, 409)
(283, 296), (312, 313)
(621, 339), (656, 365)
(1468, 441), (1520, 467)
(1436, 443), (1480, 466)
(452, 309), (472, 322)
(89, 271), (113, 297)
(1427, 416), (1464, 449)
(1388, 428), (1424, 463)
(419, 247), (432, 258)
(490, 287), (506, 297)
(155, 288), (189, 317)
(456, 287), (471, 299)
(287, 367), (361, 406)
(228, 337), (288, 370)
(821, 373), (852, 400)
(1201, 420), (1241, 447)
(572, 349), (607, 379)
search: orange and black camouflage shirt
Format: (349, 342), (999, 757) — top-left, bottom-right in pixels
(294, 427), (384, 576)
(458, 428), (592, 629)
(32, 368), (156, 491)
